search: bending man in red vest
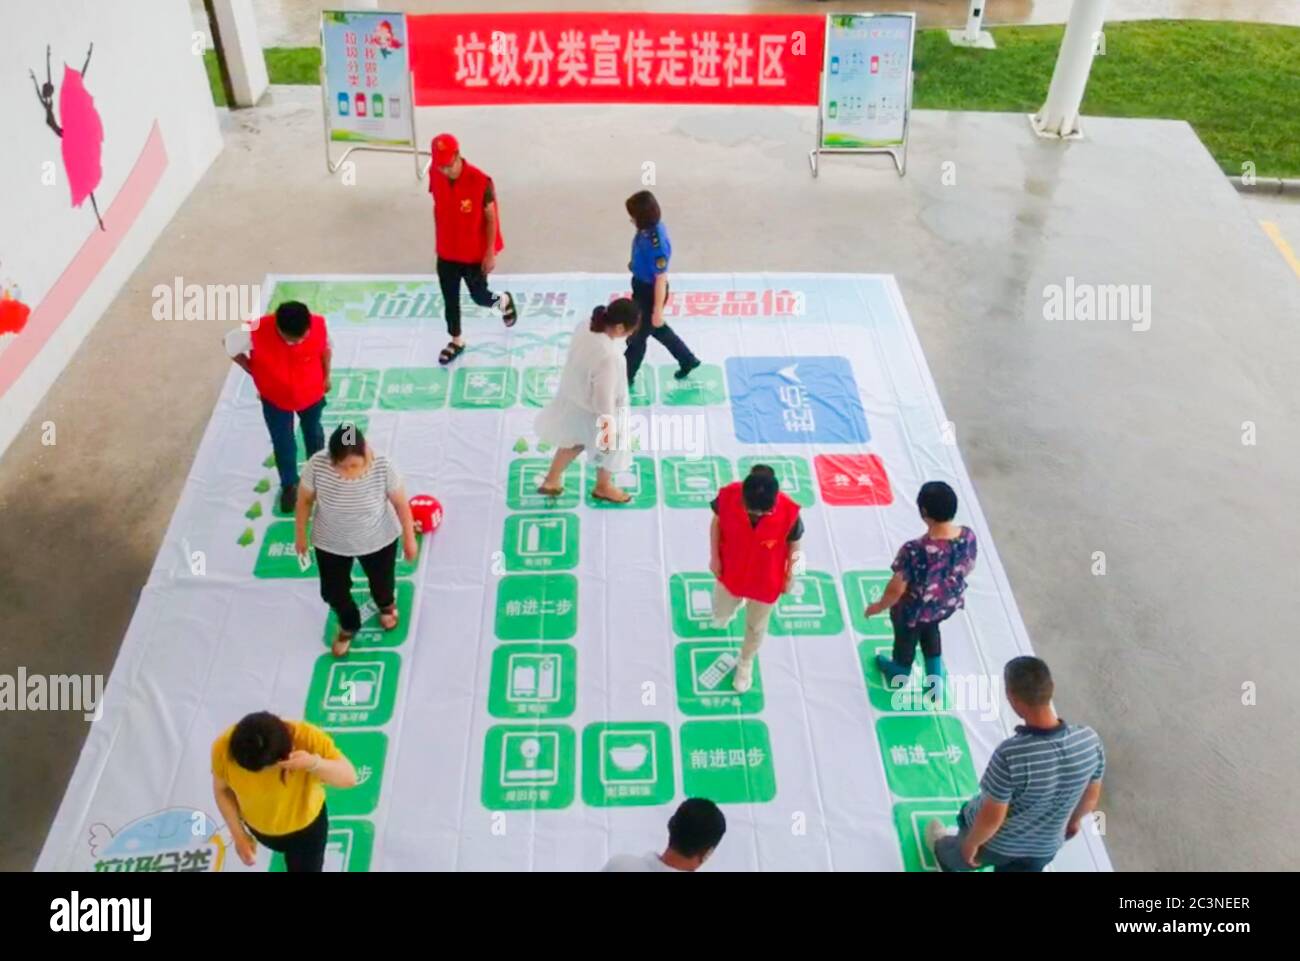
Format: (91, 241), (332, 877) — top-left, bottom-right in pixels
(709, 465), (804, 693)
(428, 133), (519, 365)
(225, 301), (331, 514)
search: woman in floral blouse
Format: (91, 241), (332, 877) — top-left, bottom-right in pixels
(865, 481), (978, 699)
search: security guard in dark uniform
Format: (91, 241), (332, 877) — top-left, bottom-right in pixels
(624, 190), (701, 386)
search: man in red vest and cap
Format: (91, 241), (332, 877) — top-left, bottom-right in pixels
(428, 132), (519, 365)
(709, 465), (804, 693)
(225, 300), (331, 513)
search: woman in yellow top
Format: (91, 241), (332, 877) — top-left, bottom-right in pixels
(211, 712), (357, 872)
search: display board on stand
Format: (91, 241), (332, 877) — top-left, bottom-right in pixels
(320, 10), (424, 178)
(810, 12), (916, 178)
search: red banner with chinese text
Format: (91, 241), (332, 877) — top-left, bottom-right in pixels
(410, 13), (826, 106)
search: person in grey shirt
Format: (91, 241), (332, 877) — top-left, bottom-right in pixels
(927, 656), (1105, 872)
(602, 798), (726, 872)
(295, 423), (418, 657)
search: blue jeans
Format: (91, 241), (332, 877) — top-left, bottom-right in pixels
(934, 803), (1055, 873)
(261, 397), (325, 489)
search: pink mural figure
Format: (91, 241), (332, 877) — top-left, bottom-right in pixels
(30, 43), (105, 231)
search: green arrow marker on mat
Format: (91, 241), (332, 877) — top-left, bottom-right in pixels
(537, 441), (552, 453)
(513, 437), (529, 454)
(254, 478), (271, 494)
(245, 502), (263, 520)
(237, 527), (255, 547)
(263, 453), (276, 468)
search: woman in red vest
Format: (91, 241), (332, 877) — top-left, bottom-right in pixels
(224, 301), (331, 513)
(709, 465), (804, 693)
(428, 133), (519, 365)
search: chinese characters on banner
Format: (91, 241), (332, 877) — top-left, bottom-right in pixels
(409, 13), (826, 106)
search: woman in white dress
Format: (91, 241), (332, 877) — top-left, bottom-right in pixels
(535, 298), (641, 504)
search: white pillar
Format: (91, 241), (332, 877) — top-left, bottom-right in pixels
(1032, 0), (1108, 138)
(210, 0), (268, 107)
(948, 1), (996, 49)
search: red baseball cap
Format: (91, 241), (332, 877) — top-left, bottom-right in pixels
(431, 133), (459, 168)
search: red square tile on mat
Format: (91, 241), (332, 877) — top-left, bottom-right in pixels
(814, 454), (894, 506)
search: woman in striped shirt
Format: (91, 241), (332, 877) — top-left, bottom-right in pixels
(294, 423), (418, 656)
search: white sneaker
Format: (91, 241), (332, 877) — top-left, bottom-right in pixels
(925, 818), (955, 855)
(732, 658), (754, 693)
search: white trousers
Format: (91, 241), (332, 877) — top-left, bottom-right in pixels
(712, 582), (775, 665)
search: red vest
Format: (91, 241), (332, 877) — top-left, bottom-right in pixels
(250, 313), (328, 412)
(717, 483), (799, 604)
(430, 159), (504, 263)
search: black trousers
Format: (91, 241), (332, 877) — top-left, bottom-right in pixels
(890, 604), (943, 669)
(315, 538), (398, 634)
(249, 804), (329, 873)
(626, 276), (698, 385)
(437, 256), (497, 338)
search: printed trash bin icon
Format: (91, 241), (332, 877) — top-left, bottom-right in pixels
(327, 664), (381, 709)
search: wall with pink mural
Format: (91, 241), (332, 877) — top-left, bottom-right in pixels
(0, 0), (223, 455)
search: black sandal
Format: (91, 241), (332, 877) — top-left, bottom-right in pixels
(499, 292), (519, 328)
(438, 341), (465, 365)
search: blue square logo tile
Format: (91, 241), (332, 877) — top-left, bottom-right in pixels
(726, 357), (869, 444)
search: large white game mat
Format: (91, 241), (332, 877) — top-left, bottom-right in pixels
(37, 273), (1111, 872)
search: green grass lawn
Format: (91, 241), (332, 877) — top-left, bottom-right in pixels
(205, 20), (1300, 177)
(204, 46), (320, 107)
(914, 20), (1300, 177)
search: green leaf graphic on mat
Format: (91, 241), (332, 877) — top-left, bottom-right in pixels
(245, 502), (263, 521)
(513, 437), (529, 454)
(254, 478), (271, 494)
(263, 453), (276, 468)
(464, 330), (573, 359)
(536, 441), (552, 453)
(237, 527), (255, 547)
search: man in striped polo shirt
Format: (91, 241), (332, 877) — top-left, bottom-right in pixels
(927, 656), (1105, 872)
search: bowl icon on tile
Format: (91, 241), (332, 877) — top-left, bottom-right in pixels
(609, 743), (649, 771)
